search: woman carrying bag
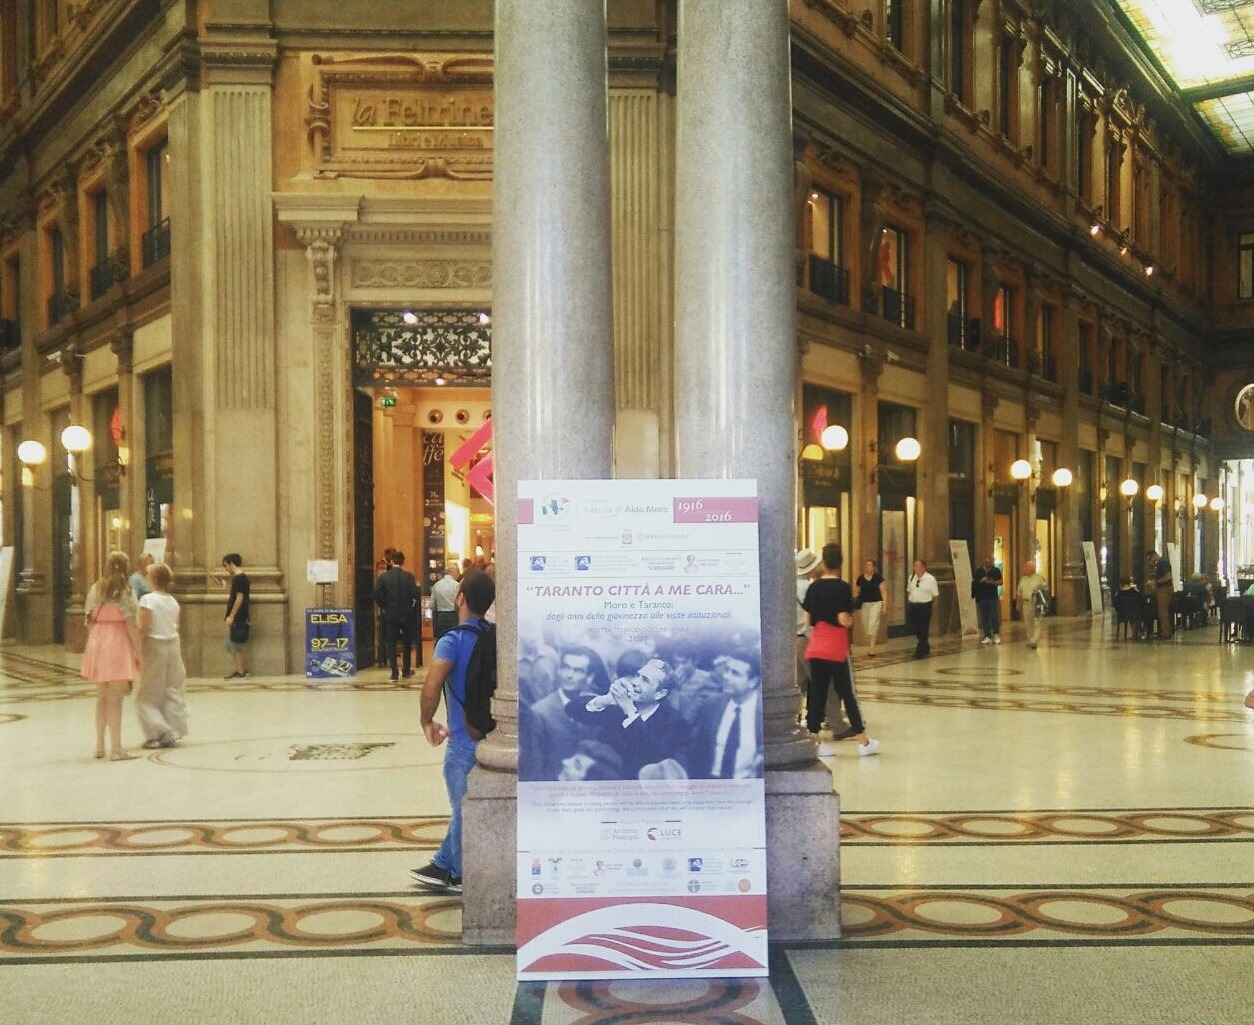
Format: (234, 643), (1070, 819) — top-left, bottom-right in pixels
(802, 543), (881, 757)
(82, 551), (142, 761)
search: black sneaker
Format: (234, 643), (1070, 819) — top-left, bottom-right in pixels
(224, 671), (243, 680)
(410, 862), (463, 893)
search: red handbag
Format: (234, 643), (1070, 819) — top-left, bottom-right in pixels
(805, 620), (849, 663)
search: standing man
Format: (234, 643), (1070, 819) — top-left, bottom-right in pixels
(1016, 559), (1048, 649)
(973, 553), (1003, 645)
(519, 645), (609, 781)
(222, 553), (251, 679)
(694, 650), (766, 778)
(1147, 548), (1174, 639)
(374, 550), (421, 681)
(906, 558), (940, 659)
(430, 563), (461, 641)
(412, 569), (495, 894)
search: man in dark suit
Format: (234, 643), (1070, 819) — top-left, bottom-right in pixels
(691, 649), (765, 780)
(373, 550), (421, 681)
(519, 645), (609, 781)
(564, 658), (691, 779)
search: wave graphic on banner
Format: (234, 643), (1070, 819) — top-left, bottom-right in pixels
(518, 904), (767, 974)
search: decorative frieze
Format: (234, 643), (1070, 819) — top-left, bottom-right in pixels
(350, 258), (491, 290)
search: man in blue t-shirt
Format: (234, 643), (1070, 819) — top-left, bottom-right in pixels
(411, 569), (495, 894)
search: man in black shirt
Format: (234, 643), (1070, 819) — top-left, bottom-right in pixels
(1147, 548), (1173, 639)
(223, 553), (251, 679)
(973, 554), (1003, 645)
(374, 550), (421, 680)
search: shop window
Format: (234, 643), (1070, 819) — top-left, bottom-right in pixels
(948, 419), (977, 550)
(878, 226), (913, 329)
(144, 366), (173, 541)
(1238, 232), (1254, 299)
(142, 138), (171, 268)
(800, 385), (853, 559)
(807, 189), (848, 305)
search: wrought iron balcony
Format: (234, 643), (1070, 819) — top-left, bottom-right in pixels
(89, 249), (131, 300)
(881, 286), (915, 330)
(808, 255), (850, 306)
(142, 218), (171, 268)
(988, 336), (1018, 368)
(47, 290), (79, 327)
(947, 313), (981, 351)
(1027, 351), (1057, 381)
(1078, 368), (1093, 395)
(1104, 381), (1130, 407)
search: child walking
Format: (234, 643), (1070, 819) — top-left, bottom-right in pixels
(82, 551), (141, 761)
(135, 562), (188, 749)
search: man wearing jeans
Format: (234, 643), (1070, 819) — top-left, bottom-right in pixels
(412, 570), (495, 893)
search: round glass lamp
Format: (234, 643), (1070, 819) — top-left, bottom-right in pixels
(1119, 478), (1139, 498)
(820, 425), (849, 451)
(799, 443), (825, 462)
(61, 424), (92, 454)
(16, 440), (47, 466)
(895, 437), (921, 462)
(1010, 459), (1032, 480)
(1051, 467), (1073, 488)
(1145, 483), (1164, 502)
(1210, 496), (1225, 512)
(1193, 493), (1208, 509)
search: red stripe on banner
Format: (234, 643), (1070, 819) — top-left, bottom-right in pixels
(518, 894), (767, 944)
(517, 498), (534, 524)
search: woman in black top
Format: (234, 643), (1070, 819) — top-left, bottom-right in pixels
(854, 558), (887, 657)
(801, 544), (880, 756)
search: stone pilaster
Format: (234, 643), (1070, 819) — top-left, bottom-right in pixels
(1057, 292), (1084, 614)
(62, 345), (88, 654)
(920, 208), (953, 584)
(110, 328), (139, 561)
(674, 0), (838, 941)
(462, 0), (616, 947)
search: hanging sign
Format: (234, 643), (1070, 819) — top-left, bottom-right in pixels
(515, 479), (767, 981)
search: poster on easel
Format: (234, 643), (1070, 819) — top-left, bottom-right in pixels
(515, 478), (767, 980)
(1081, 541), (1104, 612)
(1166, 542), (1183, 594)
(948, 540), (978, 635)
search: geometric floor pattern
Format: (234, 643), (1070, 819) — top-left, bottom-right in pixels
(2, 615), (1252, 1024)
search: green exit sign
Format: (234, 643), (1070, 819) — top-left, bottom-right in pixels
(379, 395), (396, 408)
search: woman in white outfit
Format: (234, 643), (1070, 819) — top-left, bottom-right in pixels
(854, 558), (887, 656)
(135, 562), (188, 749)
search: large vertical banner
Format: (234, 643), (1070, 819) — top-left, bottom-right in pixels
(948, 540), (978, 635)
(1082, 541), (1104, 612)
(422, 431), (446, 595)
(515, 479), (767, 980)
(1166, 541), (1183, 594)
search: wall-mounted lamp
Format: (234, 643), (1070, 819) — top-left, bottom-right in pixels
(799, 443), (825, 462)
(17, 439), (47, 488)
(1145, 483), (1164, 502)
(1144, 264), (1156, 278)
(1119, 478), (1139, 498)
(61, 424), (91, 455)
(1051, 467), (1073, 488)
(1210, 496), (1225, 512)
(895, 437), (921, 462)
(1010, 458), (1032, 481)
(1089, 222), (1101, 236)
(821, 425), (849, 451)
(1193, 492), (1209, 509)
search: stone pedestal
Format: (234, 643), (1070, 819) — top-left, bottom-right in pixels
(462, 767), (518, 946)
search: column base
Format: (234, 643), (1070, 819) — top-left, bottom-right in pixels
(461, 761), (843, 947)
(64, 603), (87, 654)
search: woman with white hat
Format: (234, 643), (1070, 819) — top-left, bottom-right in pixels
(795, 549), (823, 725)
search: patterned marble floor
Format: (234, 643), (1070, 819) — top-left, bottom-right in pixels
(1, 615), (1250, 1024)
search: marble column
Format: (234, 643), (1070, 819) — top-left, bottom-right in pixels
(63, 345), (89, 654)
(674, 0), (839, 940)
(920, 208), (953, 617)
(1058, 293), (1084, 615)
(461, 0), (615, 946)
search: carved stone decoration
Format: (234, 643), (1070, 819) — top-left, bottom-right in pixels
(352, 309), (491, 387)
(61, 344), (84, 393)
(111, 327), (134, 376)
(305, 237), (339, 324)
(128, 93), (163, 137)
(350, 259), (492, 290)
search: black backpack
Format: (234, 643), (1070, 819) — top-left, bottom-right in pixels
(446, 619), (497, 739)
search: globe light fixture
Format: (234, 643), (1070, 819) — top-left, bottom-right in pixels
(1119, 478), (1139, 498)
(800, 443), (825, 462)
(820, 425), (849, 451)
(1010, 459), (1032, 481)
(895, 437), (921, 462)
(1193, 493), (1208, 509)
(61, 424), (92, 454)
(1145, 483), (1164, 502)
(16, 440), (47, 466)
(1051, 467), (1073, 488)
(1210, 496), (1225, 512)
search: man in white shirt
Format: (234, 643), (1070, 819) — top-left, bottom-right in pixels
(430, 565), (461, 640)
(906, 558), (940, 659)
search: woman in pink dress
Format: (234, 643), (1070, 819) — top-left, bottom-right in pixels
(82, 551), (141, 760)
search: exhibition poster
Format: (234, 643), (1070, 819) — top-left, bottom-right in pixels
(515, 478), (767, 980)
(304, 608), (355, 679)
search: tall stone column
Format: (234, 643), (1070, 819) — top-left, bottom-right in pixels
(1058, 292), (1084, 614)
(462, 0), (615, 946)
(674, 0), (839, 940)
(63, 345), (89, 654)
(920, 208), (953, 621)
(111, 328), (139, 559)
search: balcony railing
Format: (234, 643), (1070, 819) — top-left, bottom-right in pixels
(882, 286), (915, 330)
(808, 255), (850, 306)
(1027, 351), (1057, 381)
(988, 336), (1018, 368)
(89, 249), (130, 300)
(947, 313), (981, 351)
(1078, 368), (1093, 395)
(1104, 381), (1130, 407)
(47, 290), (79, 327)
(142, 218), (171, 268)
(0, 318), (19, 351)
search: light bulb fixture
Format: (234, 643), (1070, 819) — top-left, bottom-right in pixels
(1210, 496), (1224, 512)
(401, 310), (418, 325)
(1193, 492), (1208, 509)
(61, 424), (92, 454)
(1119, 478), (1139, 498)
(434, 373), (446, 386)
(1145, 483), (1164, 502)
(820, 424), (849, 451)
(800, 443), (825, 462)
(895, 437), (921, 462)
(1089, 223), (1101, 236)
(1145, 264), (1155, 277)
(1051, 467), (1073, 488)
(1119, 244), (1129, 256)
(1010, 459), (1032, 481)
(17, 440), (47, 466)
(478, 312), (491, 325)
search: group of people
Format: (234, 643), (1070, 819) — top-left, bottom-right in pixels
(969, 553), (1050, 649)
(1116, 549), (1215, 639)
(515, 637), (766, 784)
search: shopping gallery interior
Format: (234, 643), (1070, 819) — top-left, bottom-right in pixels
(0, 2), (1252, 1023)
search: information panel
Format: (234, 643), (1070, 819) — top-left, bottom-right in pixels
(515, 479), (767, 980)
(948, 539), (978, 636)
(304, 608), (355, 679)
